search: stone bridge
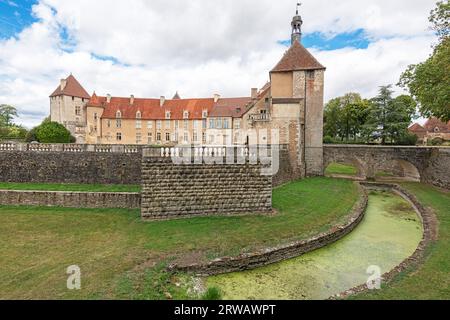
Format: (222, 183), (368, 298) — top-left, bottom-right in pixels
(323, 145), (450, 189)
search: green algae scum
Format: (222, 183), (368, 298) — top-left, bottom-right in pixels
(206, 190), (423, 300)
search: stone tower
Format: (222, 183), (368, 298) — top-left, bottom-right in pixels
(49, 74), (91, 143)
(269, 7), (326, 177)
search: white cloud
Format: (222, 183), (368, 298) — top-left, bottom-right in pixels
(0, 0), (438, 128)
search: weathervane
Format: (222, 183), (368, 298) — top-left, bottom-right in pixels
(296, 2), (302, 15)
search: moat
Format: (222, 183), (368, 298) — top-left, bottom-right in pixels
(206, 190), (423, 300)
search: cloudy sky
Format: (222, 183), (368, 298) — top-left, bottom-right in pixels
(0, 0), (438, 128)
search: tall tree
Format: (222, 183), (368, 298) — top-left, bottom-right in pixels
(399, 1), (450, 122)
(0, 104), (18, 127)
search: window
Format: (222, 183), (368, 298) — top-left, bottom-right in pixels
(175, 120), (179, 129)
(307, 70), (315, 79)
(116, 133), (122, 141)
(72, 96), (75, 101)
(184, 120), (188, 130)
(157, 132), (161, 141)
(75, 106), (81, 116)
(202, 132), (207, 144)
(183, 132), (189, 143)
(223, 119), (229, 129)
(183, 111), (189, 119)
(136, 111), (142, 119)
(107, 120), (111, 128)
(193, 131), (198, 142)
(94, 113), (98, 121)
(209, 135), (214, 144)
(172, 133), (178, 142)
(217, 118), (222, 129)
(202, 110), (208, 118)
(93, 125), (97, 132)
(116, 119), (122, 129)
(147, 121), (153, 129)
(136, 120), (142, 129)
(209, 119), (215, 129)
(202, 119), (207, 129)
(165, 111), (171, 119)
(156, 120), (162, 130)
(116, 111), (122, 118)
(166, 133), (171, 141)
(193, 120), (198, 129)
(148, 132), (153, 144)
(235, 119), (241, 129)
(165, 120), (171, 129)
(136, 133), (142, 144)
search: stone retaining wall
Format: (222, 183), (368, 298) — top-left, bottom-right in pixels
(141, 147), (273, 220)
(0, 190), (141, 209)
(168, 182), (368, 276)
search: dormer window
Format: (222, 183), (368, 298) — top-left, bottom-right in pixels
(165, 111), (171, 120)
(202, 110), (208, 118)
(116, 111), (122, 119)
(136, 111), (142, 119)
(183, 111), (189, 119)
(434, 127), (440, 133)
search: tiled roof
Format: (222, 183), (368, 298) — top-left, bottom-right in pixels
(92, 96), (216, 120)
(408, 123), (426, 132)
(271, 41), (325, 72)
(424, 117), (450, 133)
(210, 97), (252, 118)
(50, 74), (91, 99)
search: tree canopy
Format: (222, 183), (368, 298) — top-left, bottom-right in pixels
(35, 121), (74, 143)
(399, 1), (450, 122)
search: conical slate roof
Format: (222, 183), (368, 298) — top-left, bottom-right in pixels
(271, 40), (325, 72)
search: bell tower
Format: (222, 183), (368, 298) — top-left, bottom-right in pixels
(291, 3), (303, 44)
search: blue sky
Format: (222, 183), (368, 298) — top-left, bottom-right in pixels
(0, 0), (437, 128)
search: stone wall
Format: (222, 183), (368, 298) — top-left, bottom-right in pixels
(141, 147), (273, 220)
(422, 148), (450, 189)
(0, 190), (140, 209)
(0, 143), (142, 185)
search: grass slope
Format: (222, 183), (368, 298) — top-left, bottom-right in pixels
(0, 178), (358, 299)
(325, 163), (358, 176)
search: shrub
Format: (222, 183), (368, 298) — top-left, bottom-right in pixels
(201, 287), (223, 300)
(323, 135), (334, 144)
(36, 121), (73, 143)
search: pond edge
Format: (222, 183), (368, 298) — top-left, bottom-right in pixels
(168, 182), (369, 276)
(330, 182), (438, 299)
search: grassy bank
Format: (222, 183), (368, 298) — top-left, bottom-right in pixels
(0, 178), (358, 299)
(0, 182), (141, 193)
(325, 163), (358, 176)
(351, 182), (450, 300)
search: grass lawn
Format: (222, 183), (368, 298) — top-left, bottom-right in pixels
(0, 182), (140, 193)
(325, 163), (358, 176)
(0, 177), (359, 300)
(351, 182), (450, 300)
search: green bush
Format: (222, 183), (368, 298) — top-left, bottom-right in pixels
(201, 287), (223, 300)
(36, 121), (73, 143)
(397, 133), (418, 146)
(323, 135), (334, 144)
(429, 138), (444, 146)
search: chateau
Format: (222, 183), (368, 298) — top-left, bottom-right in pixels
(50, 10), (326, 177)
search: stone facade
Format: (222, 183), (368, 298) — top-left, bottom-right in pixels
(324, 145), (450, 189)
(0, 190), (140, 209)
(141, 147), (273, 220)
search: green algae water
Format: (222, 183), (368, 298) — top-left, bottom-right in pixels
(206, 190), (423, 300)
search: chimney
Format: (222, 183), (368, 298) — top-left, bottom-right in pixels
(106, 94), (111, 103)
(251, 88), (258, 100)
(160, 96), (166, 107)
(214, 93), (221, 103)
(130, 95), (135, 105)
(60, 79), (67, 90)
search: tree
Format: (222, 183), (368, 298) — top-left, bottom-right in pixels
(35, 121), (73, 143)
(0, 104), (18, 127)
(399, 1), (450, 122)
(364, 86), (417, 145)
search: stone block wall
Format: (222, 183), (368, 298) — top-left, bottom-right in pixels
(141, 148), (273, 219)
(422, 148), (450, 189)
(0, 144), (142, 184)
(0, 190), (141, 209)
